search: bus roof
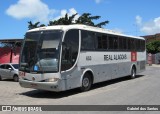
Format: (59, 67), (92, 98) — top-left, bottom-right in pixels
(28, 24), (144, 40)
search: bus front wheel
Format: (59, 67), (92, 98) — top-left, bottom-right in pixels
(80, 73), (92, 92)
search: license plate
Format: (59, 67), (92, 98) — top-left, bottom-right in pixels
(30, 84), (37, 87)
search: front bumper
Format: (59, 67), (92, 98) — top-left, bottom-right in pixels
(19, 79), (64, 92)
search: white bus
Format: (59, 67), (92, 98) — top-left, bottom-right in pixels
(19, 24), (146, 92)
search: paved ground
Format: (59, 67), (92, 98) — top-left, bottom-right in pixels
(0, 65), (160, 114)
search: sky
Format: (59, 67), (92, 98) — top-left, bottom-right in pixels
(0, 0), (160, 39)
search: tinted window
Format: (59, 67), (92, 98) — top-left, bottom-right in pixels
(118, 37), (128, 51)
(6, 65), (12, 69)
(97, 33), (102, 49)
(123, 38), (127, 50)
(141, 40), (145, 51)
(136, 39), (145, 52)
(96, 33), (108, 49)
(119, 37), (123, 50)
(108, 35), (114, 49)
(61, 29), (79, 71)
(102, 34), (108, 49)
(0, 65), (5, 69)
(127, 38), (131, 50)
(12, 64), (19, 69)
(81, 30), (95, 50)
(130, 39), (135, 51)
(108, 35), (118, 50)
(136, 39), (141, 51)
(113, 36), (118, 49)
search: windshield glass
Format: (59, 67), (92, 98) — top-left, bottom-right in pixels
(12, 64), (19, 69)
(20, 30), (63, 73)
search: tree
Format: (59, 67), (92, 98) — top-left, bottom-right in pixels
(28, 12), (109, 29)
(76, 13), (109, 27)
(146, 40), (160, 54)
(28, 21), (40, 30)
(48, 13), (109, 27)
(28, 21), (45, 30)
(95, 21), (109, 28)
(39, 24), (46, 27)
(76, 13), (95, 26)
(48, 13), (78, 26)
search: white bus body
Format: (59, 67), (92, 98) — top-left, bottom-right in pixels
(19, 25), (146, 92)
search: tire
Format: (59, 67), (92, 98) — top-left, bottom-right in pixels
(13, 75), (19, 82)
(80, 73), (92, 92)
(0, 75), (2, 81)
(131, 67), (136, 79)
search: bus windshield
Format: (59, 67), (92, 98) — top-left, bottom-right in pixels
(20, 30), (63, 73)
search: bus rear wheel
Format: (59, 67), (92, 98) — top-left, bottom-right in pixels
(131, 67), (136, 79)
(80, 73), (92, 92)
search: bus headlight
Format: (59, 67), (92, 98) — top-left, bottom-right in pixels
(45, 78), (59, 82)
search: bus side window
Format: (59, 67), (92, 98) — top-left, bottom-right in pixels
(127, 38), (131, 51)
(113, 36), (118, 50)
(140, 40), (145, 51)
(119, 37), (127, 51)
(61, 29), (79, 71)
(108, 35), (117, 50)
(81, 30), (95, 50)
(96, 33), (108, 50)
(130, 39), (135, 51)
(108, 35), (114, 50)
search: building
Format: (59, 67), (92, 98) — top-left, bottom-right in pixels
(142, 33), (160, 43)
(0, 39), (23, 63)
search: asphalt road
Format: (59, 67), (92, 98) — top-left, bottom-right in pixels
(0, 65), (160, 114)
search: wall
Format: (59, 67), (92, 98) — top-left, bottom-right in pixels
(0, 47), (21, 63)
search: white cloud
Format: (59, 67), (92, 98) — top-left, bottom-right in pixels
(6, 0), (57, 23)
(136, 16), (160, 35)
(6, 0), (79, 24)
(95, 0), (103, 4)
(54, 8), (79, 22)
(136, 15), (142, 25)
